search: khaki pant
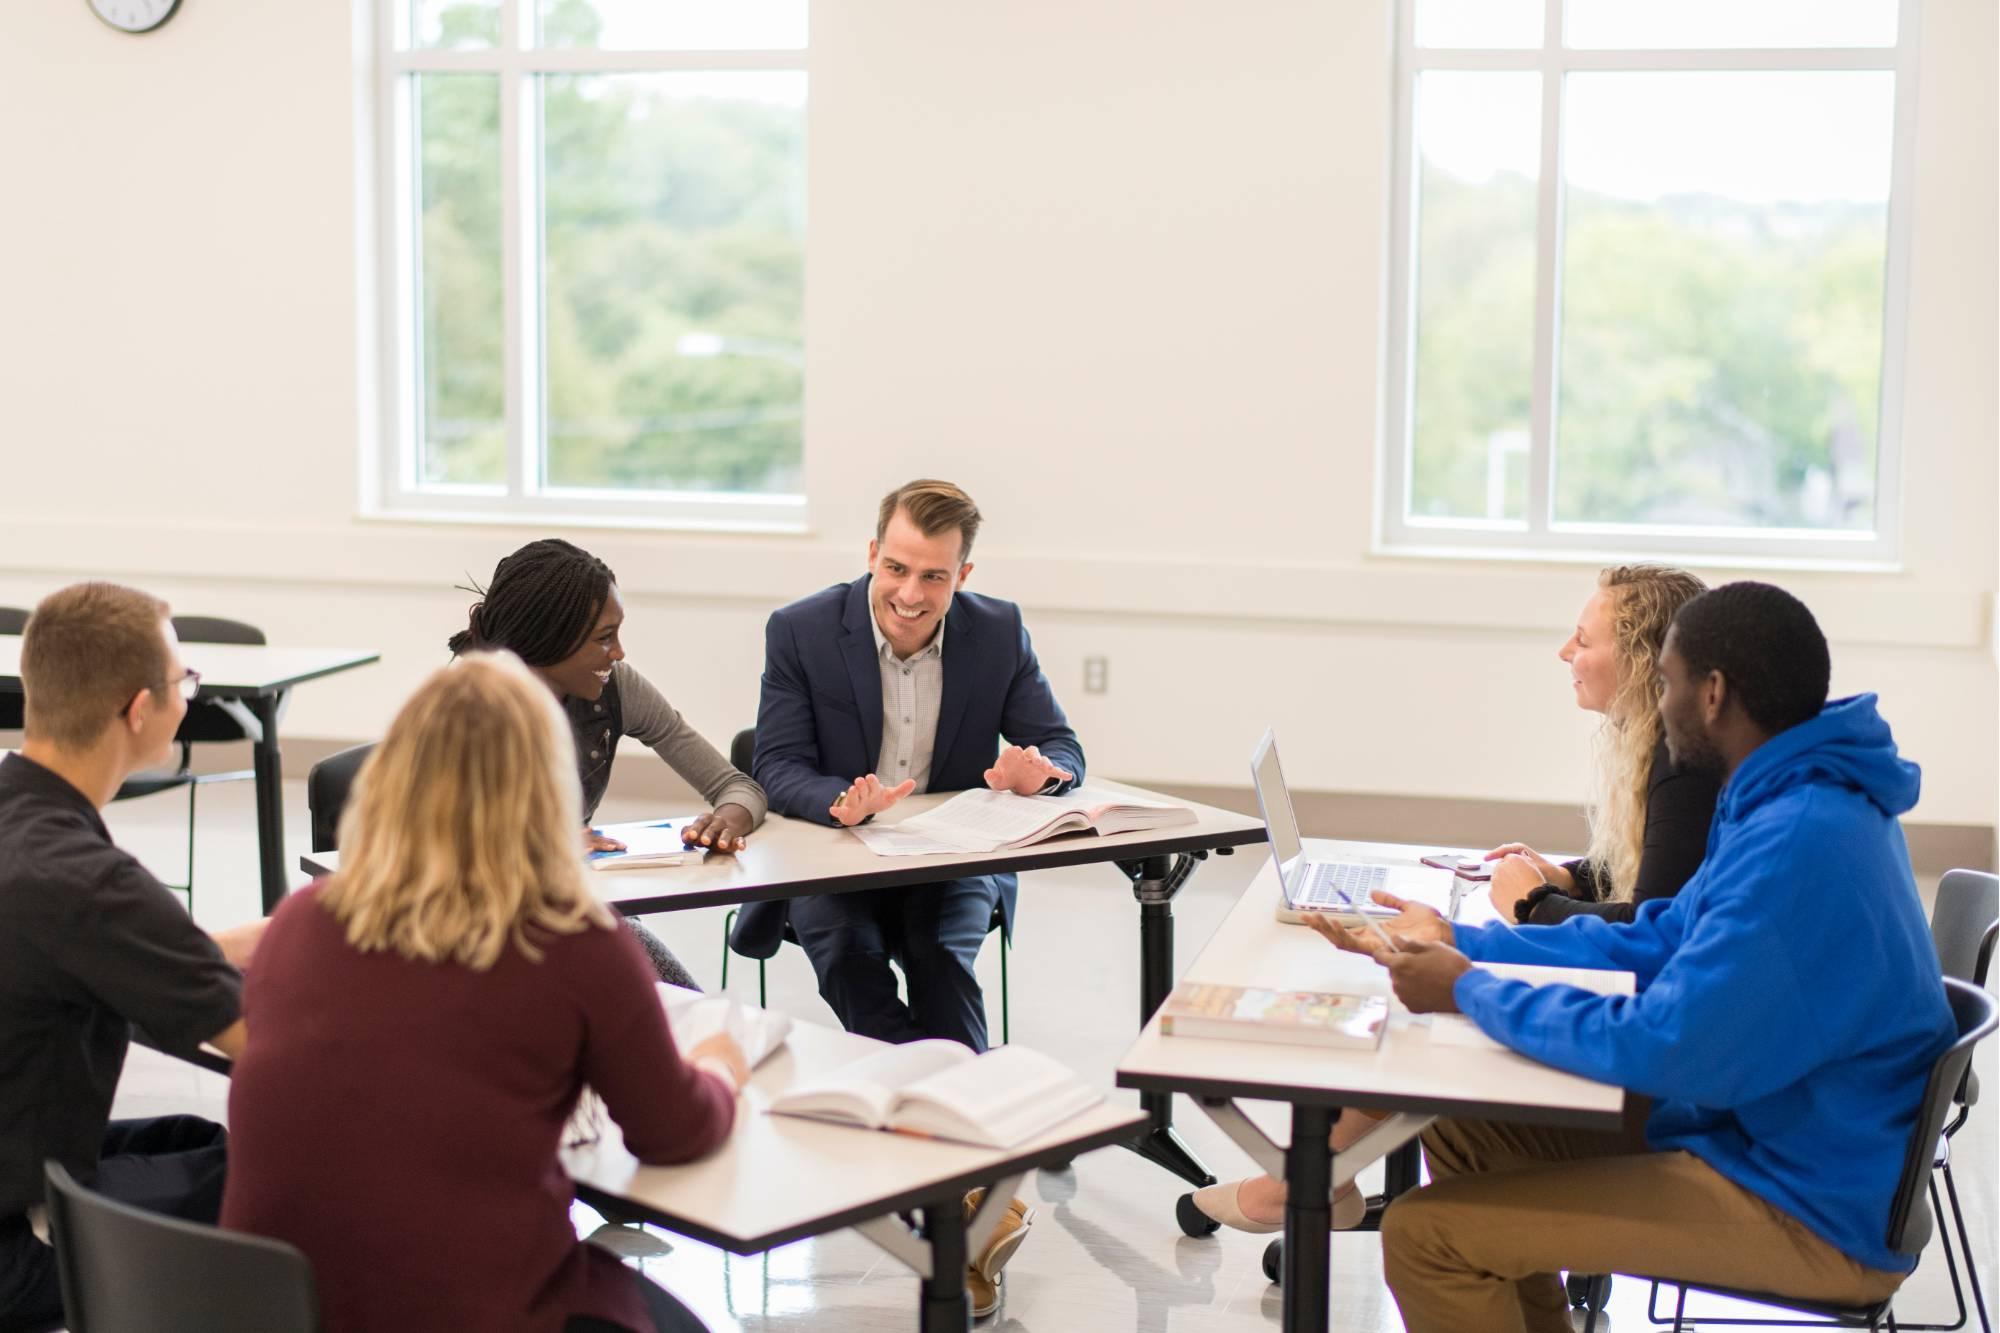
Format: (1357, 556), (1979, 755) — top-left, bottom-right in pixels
(1381, 1102), (1906, 1333)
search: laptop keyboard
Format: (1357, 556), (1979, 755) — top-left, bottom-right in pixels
(1298, 861), (1389, 905)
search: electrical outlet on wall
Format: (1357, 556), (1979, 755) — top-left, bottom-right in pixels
(1083, 656), (1108, 694)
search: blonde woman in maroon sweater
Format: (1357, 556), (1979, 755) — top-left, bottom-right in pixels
(222, 654), (746, 1333)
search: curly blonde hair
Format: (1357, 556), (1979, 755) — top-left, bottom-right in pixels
(319, 652), (612, 969)
(1582, 565), (1709, 901)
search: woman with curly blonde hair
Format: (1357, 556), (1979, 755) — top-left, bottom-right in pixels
(1485, 564), (1718, 925)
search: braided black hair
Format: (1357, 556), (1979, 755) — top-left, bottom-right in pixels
(1669, 581), (1830, 736)
(447, 539), (617, 668)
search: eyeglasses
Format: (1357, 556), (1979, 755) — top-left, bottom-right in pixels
(120, 669), (202, 717)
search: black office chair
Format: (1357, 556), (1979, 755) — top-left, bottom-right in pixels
(716, 727), (1013, 1042)
(306, 742), (376, 853)
(1581, 975), (1998, 1333)
(44, 1161), (320, 1333)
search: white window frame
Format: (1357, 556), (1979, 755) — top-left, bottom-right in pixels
(1378, 0), (1920, 566)
(369, 0), (810, 532)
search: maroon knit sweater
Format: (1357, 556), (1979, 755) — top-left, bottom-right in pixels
(221, 883), (733, 1332)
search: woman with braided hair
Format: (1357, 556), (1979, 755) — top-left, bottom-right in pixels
(449, 539), (768, 989)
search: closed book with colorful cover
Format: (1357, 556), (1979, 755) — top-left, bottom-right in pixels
(1158, 983), (1390, 1050)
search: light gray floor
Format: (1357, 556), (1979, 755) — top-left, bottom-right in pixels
(104, 776), (1997, 1332)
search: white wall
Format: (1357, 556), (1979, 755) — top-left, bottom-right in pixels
(1, 0), (1994, 824)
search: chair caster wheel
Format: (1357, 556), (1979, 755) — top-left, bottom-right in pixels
(1175, 1193), (1220, 1237)
(1262, 1238), (1283, 1284)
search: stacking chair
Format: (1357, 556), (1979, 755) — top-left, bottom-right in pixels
(1916, 869), (1998, 1333)
(306, 742), (376, 853)
(717, 727), (1012, 1042)
(1581, 975), (1998, 1333)
(44, 1161), (319, 1333)
(0, 605), (28, 730)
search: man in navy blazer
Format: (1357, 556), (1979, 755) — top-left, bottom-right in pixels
(736, 480), (1084, 1054)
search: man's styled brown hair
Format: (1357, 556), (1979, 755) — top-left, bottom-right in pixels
(876, 479), (983, 561)
(20, 582), (173, 749)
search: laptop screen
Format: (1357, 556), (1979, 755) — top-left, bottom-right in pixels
(1250, 729), (1306, 894)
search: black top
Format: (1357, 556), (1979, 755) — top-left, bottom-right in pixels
(1521, 738), (1721, 926)
(0, 752), (241, 1214)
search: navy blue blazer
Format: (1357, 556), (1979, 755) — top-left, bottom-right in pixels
(731, 575), (1085, 960)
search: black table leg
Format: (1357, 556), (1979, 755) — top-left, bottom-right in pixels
(919, 1195), (970, 1333)
(249, 692), (289, 915)
(1282, 1103), (1334, 1333)
(1121, 853), (1215, 1188)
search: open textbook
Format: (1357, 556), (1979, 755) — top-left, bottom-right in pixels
(850, 785), (1195, 857)
(1429, 962), (1635, 1051)
(767, 1040), (1102, 1147)
(586, 818), (699, 871)
(565, 987), (792, 1147)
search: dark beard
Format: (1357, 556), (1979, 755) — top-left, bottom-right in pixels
(1669, 728), (1727, 782)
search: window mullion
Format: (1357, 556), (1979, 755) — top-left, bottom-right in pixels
(1523, 0), (1565, 538)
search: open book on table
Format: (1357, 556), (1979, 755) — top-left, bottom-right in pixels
(565, 987), (792, 1147)
(586, 818), (701, 871)
(850, 785), (1196, 857)
(767, 1040), (1103, 1148)
(1429, 962), (1635, 1052)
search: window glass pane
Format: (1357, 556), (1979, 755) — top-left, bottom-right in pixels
(1555, 72), (1893, 530)
(1414, 0), (1542, 49)
(1407, 71), (1541, 522)
(412, 0), (498, 51)
(541, 72), (806, 495)
(539, 0), (806, 50)
(1566, 0), (1896, 50)
(416, 74), (506, 487)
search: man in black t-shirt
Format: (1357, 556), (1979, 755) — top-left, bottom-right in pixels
(0, 583), (263, 1333)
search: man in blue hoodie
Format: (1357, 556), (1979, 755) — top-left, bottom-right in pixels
(1315, 582), (1954, 1333)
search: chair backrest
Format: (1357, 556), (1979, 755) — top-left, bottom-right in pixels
(307, 743), (376, 853)
(45, 1161), (319, 1333)
(1932, 869), (1998, 988)
(172, 615), (269, 746)
(1884, 976), (1997, 1256)
(171, 615), (267, 648)
(0, 607), (26, 731)
(730, 726), (755, 775)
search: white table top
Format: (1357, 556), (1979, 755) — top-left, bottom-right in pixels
(1114, 839), (1627, 1128)
(0, 635), (379, 697)
(563, 1017), (1146, 1250)
(303, 778), (1266, 914)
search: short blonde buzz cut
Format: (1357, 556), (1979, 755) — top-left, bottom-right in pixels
(876, 479), (983, 562)
(20, 582), (173, 750)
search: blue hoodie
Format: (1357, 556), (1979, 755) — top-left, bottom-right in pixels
(1451, 694), (1953, 1274)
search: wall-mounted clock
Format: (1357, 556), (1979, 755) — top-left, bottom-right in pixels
(89, 0), (180, 34)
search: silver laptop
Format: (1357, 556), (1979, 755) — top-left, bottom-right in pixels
(1252, 729), (1445, 925)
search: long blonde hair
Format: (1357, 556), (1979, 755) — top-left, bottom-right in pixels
(1582, 565), (1709, 901)
(319, 652), (612, 969)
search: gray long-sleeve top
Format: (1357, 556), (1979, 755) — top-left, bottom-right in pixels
(567, 660), (768, 827)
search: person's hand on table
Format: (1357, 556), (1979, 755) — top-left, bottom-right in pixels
(210, 919), (269, 970)
(686, 1032), (751, 1093)
(829, 774), (916, 827)
(1309, 889), (1455, 950)
(1304, 915), (1473, 1014)
(983, 744), (1073, 796)
(682, 803), (754, 853)
(1488, 854), (1551, 917)
(1484, 843), (1572, 893)
(584, 827), (627, 854)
